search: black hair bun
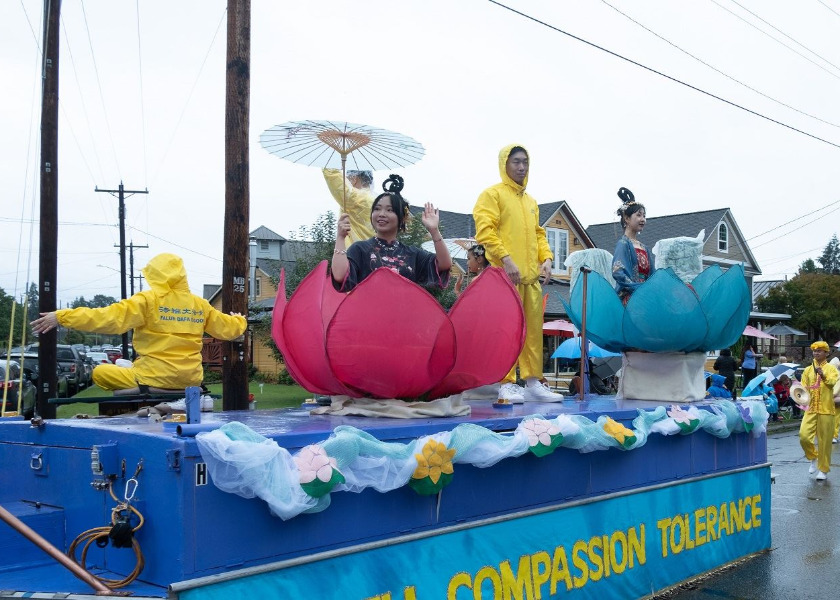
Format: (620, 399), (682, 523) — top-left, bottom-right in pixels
(617, 187), (635, 205)
(382, 174), (404, 194)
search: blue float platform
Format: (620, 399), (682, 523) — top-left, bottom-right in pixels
(0, 395), (770, 599)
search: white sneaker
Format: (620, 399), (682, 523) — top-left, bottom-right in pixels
(817, 471), (827, 481)
(498, 383), (525, 404)
(523, 381), (564, 403)
(809, 459), (817, 474)
(833, 438), (838, 444)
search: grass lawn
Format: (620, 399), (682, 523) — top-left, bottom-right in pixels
(56, 382), (314, 418)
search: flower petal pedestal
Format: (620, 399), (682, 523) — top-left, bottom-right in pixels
(617, 351), (708, 402)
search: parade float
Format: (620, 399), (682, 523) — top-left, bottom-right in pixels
(0, 243), (770, 600)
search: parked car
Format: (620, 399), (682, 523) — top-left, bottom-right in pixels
(104, 348), (123, 363)
(0, 361), (36, 418)
(1, 351), (69, 400)
(56, 345), (86, 394)
(87, 352), (112, 366)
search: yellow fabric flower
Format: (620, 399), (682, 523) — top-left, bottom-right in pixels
(412, 439), (456, 484)
(603, 417), (634, 445)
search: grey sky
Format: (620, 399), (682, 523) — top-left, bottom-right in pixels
(2, 0), (839, 307)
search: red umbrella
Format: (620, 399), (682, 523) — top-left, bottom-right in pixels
(543, 320), (576, 337)
(743, 325), (777, 340)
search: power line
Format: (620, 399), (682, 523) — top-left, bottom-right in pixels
(727, 0), (840, 75)
(151, 7), (227, 186)
(750, 205), (840, 250)
(818, 0), (840, 19)
(61, 15), (106, 183)
(128, 226), (222, 262)
(745, 199), (840, 242)
(708, 0), (840, 82)
(135, 0), (148, 186)
(599, 0), (840, 129)
(485, 0), (840, 150)
(79, 0), (122, 178)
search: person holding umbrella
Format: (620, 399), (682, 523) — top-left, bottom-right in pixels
(473, 144), (562, 403)
(323, 168), (375, 247)
(799, 341), (838, 480)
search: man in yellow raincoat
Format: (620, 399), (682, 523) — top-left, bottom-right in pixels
(474, 144), (563, 403)
(323, 168), (375, 247)
(31, 253), (247, 392)
(799, 341), (838, 480)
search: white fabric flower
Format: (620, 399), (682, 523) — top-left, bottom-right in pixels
(294, 445), (338, 484)
(521, 419), (561, 447)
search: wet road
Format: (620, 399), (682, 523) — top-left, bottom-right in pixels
(671, 426), (840, 600)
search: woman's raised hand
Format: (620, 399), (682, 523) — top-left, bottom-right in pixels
(421, 202), (440, 232)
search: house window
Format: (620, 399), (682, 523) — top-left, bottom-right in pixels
(255, 277), (261, 297)
(718, 223), (728, 252)
(260, 240), (269, 251)
(546, 228), (568, 274)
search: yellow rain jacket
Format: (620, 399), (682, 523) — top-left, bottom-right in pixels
(474, 145), (553, 383)
(323, 168), (374, 247)
(56, 253), (247, 390)
(801, 360), (839, 415)
(473, 144), (553, 285)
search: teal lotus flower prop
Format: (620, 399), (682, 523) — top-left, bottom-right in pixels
(563, 265), (750, 353)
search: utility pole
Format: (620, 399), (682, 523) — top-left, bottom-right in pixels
(119, 241), (148, 296)
(37, 0), (60, 419)
(222, 0), (251, 410)
(96, 183), (148, 361)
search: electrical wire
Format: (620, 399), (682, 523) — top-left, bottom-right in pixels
(744, 199), (840, 242)
(135, 0), (148, 186)
(599, 0), (840, 129)
(818, 0), (840, 19)
(60, 15), (106, 184)
(485, 0), (840, 150)
(79, 0), (122, 178)
(150, 7), (227, 187)
(727, 0), (840, 75)
(708, 0), (840, 82)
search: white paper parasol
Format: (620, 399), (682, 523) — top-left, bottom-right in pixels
(420, 238), (476, 260)
(259, 120), (425, 210)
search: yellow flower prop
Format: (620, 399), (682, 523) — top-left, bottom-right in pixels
(409, 439), (456, 495)
(603, 417), (637, 449)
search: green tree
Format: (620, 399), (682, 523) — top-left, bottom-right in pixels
(282, 211), (337, 295)
(756, 273), (840, 341)
(799, 258), (818, 274)
(0, 288), (24, 349)
(818, 234), (840, 274)
(90, 294), (118, 308)
(25, 282), (39, 324)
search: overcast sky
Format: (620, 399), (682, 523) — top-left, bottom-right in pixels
(3, 0), (840, 308)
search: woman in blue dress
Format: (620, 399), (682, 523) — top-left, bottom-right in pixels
(612, 187), (655, 303)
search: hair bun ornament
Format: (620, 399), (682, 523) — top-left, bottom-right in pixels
(617, 187), (635, 205)
(382, 174), (404, 194)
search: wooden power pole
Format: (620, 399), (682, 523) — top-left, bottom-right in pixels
(37, 0), (61, 419)
(222, 0), (251, 410)
(96, 183), (148, 360)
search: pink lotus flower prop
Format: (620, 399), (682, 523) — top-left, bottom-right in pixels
(272, 262), (525, 400)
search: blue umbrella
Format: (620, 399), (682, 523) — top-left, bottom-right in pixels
(741, 373), (771, 398)
(551, 337), (620, 360)
(764, 364), (795, 384)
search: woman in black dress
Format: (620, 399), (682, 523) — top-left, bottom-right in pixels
(331, 174), (452, 292)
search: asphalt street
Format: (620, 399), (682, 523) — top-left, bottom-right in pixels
(668, 424), (840, 600)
